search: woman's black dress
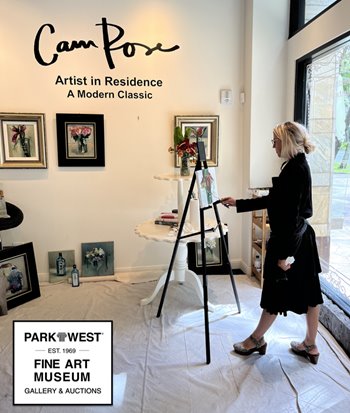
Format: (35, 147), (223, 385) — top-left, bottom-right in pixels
(236, 153), (323, 316)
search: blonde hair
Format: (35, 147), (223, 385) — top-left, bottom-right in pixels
(273, 121), (315, 159)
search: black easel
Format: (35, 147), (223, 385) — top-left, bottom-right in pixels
(156, 142), (241, 364)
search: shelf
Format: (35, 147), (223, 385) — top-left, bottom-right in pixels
(251, 266), (262, 282)
(251, 204), (269, 288)
(252, 216), (270, 230)
(252, 243), (263, 255)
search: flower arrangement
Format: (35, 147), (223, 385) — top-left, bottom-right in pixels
(70, 125), (92, 154)
(174, 126), (197, 159)
(11, 125), (31, 157)
(85, 247), (105, 267)
(205, 239), (217, 260)
(205, 238), (216, 252)
(169, 126), (208, 175)
(174, 126), (207, 157)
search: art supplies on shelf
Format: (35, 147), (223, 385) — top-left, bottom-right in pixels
(249, 187), (270, 197)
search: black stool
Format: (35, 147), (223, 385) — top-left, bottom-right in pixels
(0, 203), (24, 249)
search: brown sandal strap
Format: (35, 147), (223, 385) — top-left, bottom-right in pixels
(250, 335), (264, 347)
(302, 341), (317, 353)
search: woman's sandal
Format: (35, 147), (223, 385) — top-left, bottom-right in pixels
(233, 335), (267, 356)
(290, 341), (319, 365)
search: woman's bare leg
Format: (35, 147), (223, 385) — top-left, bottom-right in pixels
(305, 305), (320, 343)
(252, 309), (278, 339)
(294, 305), (320, 354)
(237, 309), (277, 349)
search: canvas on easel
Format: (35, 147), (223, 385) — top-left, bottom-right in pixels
(195, 167), (220, 208)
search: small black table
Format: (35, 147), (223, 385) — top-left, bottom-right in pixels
(0, 203), (24, 249)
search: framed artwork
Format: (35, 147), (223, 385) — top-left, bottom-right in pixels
(187, 234), (230, 275)
(48, 249), (75, 283)
(81, 241), (114, 277)
(56, 113), (105, 167)
(195, 167), (220, 208)
(0, 243), (40, 310)
(174, 115), (219, 167)
(0, 112), (47, 168)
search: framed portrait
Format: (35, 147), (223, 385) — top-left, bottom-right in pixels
(0, 243), (40, 310)
(187, 234), (230, 275)
(81, 241), (114, 277)
(174, 115), (219, 167)
(0, 113), (47, 168)
(56, 113), (105, 167)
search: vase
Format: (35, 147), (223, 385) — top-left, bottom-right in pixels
(180, 156), (190, 176)
(78, 140), (88, 154)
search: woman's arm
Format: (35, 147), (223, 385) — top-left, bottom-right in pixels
(221, 195), (269, 212)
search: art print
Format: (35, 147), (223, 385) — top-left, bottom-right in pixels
(0, 113), (47, 168)
(0, 243), (40, 309)
(174, 115), (219, 167)
(56, 113), (105, 167)
(81, 241), (114, 277)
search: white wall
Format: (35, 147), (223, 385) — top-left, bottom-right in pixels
(248, 0), (289, 189)
(0, 0), (245, 280)
(240, 0), (289, 271)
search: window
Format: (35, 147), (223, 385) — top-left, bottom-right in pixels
(295, 32), (350, 316)
(289, 0), (341, 38)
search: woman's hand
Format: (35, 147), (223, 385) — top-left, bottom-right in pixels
(277, 259), (291, 271)
(220, 197), (236, 208)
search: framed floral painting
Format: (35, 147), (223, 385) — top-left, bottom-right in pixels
(187, 234), (230, 275)
(0, 113), (47, 168)
(174, 115), (219, 167)
(81, 241), (114, 277)
(56, 113), (105, 167)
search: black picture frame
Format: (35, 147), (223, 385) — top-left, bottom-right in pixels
(0, 242), (40, 310)
(187, 234), (230, 275)
(56, 113), (105, 167)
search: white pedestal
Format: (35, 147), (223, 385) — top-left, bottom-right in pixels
(135, 220), (226, 310)
(153, 173), (192, 221)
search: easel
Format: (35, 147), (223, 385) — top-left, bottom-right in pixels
(156, 142), (241, 364)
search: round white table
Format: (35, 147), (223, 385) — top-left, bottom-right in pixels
(135, 219), (227, 310)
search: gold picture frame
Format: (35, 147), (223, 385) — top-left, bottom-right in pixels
(174, 115), (219, 167)
(0, 113), (47, 168)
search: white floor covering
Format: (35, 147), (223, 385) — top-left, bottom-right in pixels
(0, 274), (349, 413)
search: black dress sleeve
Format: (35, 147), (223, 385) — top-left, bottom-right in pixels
(236, 195), (268, 213)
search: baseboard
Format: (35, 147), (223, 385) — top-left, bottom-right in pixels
(39, 260), (247, 285)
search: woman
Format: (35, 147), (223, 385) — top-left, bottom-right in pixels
(221, 121), (323, 364)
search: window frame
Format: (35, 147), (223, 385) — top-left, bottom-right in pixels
(289, 0), (342, 39)
(294, 30), (350, 318)
(294, 30), (350, 123)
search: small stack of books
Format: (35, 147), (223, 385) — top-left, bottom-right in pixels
(154, 212), (178, 226)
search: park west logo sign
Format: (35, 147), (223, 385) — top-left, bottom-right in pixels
(13, 321), (113, 405)
(34, 17), (180, 70)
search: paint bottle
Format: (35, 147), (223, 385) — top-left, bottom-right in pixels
(254, 255), (261, 271)
(71, 264), (80, 287)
